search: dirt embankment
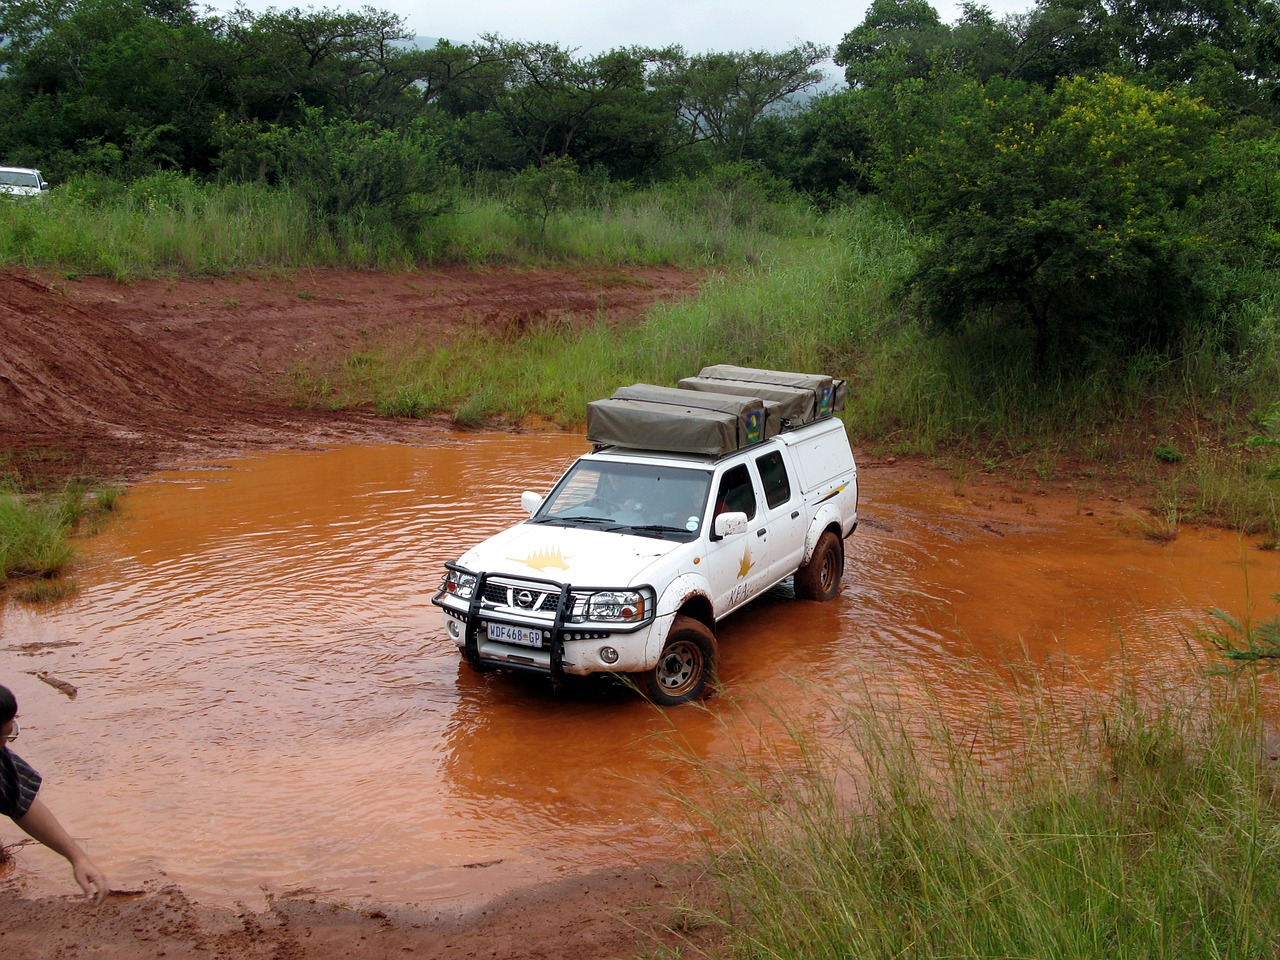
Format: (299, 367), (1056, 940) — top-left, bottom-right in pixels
(1, 265), (718, 959)
(0, 266), (702, 485)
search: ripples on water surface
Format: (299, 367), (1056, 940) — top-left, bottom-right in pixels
(2, 433), (1276, 907)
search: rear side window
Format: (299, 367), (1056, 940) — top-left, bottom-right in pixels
(755, 451), (792, 509)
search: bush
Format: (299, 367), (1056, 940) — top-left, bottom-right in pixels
(895, 74), (1226, 363)
(270, 107), (456, 242)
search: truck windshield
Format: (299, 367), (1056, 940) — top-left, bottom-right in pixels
(533, 460), (713, 541)
(0, 171), (39, 187)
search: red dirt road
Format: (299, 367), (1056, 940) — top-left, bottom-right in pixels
(1, 266), (701, 484)
(0, 265), (717, 959)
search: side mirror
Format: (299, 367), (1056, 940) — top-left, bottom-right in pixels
(520, 490), (543, 516)
(713, 511), (748, 538)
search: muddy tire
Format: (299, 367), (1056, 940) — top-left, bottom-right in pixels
(794, 530), (843, 601)
(639, 616), (717, 706)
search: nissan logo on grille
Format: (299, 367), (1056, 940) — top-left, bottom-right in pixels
(514, 589), (536, 608)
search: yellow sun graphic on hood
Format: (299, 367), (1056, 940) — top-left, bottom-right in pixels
(510, 547), (572, 572)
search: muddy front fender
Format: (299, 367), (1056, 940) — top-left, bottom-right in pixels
(644, 573), (714, 667)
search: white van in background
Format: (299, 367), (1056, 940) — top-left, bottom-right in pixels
(0, 167), (50, 198)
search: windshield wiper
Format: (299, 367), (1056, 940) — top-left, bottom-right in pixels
(623, 524), (689, 537)
(539, 515), (617, 525)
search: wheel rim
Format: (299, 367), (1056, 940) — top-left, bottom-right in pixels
(656, 639), (704, 697)
(820, 548), (838, 593)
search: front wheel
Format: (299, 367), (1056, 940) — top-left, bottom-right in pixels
(638, 616), (717, 706)
(794, 530), (843, 601)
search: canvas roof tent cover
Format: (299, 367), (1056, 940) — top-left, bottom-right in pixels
(678, 376), (819, 426)
(612, 383), (782, 439)
(693, 365), (847, 423)
(587, 384), (773, 456)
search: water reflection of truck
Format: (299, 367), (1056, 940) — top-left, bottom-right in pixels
(432, 365), (859, 705)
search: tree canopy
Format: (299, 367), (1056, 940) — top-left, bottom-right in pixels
(4, 0), (1280, 366)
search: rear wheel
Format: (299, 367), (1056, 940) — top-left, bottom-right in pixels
(639, 616), (717, 706)
(795, 530), (843, 601)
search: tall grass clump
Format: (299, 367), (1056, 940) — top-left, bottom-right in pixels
(434, 166), (822, 268)
(0, 482), (122, 589)
(0, 173), (440, 277)
(684, 674), (1280, 959)
(0, 174), (324, 277)
(0, 486), (79, 582)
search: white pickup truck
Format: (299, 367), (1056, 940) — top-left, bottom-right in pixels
(432, 365), (859, 705)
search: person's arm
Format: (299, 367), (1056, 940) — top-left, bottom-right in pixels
(14, 796), (108, 904)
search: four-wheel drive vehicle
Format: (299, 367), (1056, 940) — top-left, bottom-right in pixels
(0, 167), (50, 198)
(432, 366), (859, 705)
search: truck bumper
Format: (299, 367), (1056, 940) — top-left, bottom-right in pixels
(439, 608), (664, 678)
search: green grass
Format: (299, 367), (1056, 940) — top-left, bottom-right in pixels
(673, 671), (1280, 959)
(3, 172), (1276, 535)
(289, 204), (912, 423)
(0, 171), (794, 278)
(283, 197), (1280, 539)
(0, 482), (123, 594)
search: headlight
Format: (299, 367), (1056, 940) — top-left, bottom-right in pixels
(442, 568), (478, 600)
(585, 590), (647, 622)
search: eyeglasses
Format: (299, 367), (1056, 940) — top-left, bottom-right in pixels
(1, 720), (18, 743)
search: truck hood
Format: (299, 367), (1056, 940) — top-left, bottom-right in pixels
(456, 522), (681, 586)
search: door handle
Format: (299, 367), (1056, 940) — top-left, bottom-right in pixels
(791, 510), (800, 519)
(757, 528), (767, 537)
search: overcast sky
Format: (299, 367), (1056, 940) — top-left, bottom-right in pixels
(213, 0), (1037, 56)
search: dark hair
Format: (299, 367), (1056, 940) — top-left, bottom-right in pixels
(0, 684), (16, 725)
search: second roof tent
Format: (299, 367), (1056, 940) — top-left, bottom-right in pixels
(585, 365), (846, 457)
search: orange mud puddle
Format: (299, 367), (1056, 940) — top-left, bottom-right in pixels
(3, 434), (1277, 911)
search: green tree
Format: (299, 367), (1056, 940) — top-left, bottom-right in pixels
(456, 38), (680, 179)
(836, 0), (952, 88)
(1013, 0), (1280, 114)
(902, 73), (1225, 360)
(750, 90), (875, 199)
(658, 44), (831, 164)
(506, 155), (580, 237)
(0, 0), (228, 175)
(215, 4), (426, 125)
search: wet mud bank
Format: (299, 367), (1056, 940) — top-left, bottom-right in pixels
(0, 266), (701, 485)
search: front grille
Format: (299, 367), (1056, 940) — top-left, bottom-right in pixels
(481, 578), (560, 613)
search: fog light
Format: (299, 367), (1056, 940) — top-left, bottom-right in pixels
(446, 619), (461, 640)
(600, 646), (620, 664)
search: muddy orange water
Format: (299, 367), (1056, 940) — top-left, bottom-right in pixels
(3, 434), (1278, 909)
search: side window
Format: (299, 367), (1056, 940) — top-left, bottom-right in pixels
(755, 451), (792, 510)
(714, 465), (757, 520)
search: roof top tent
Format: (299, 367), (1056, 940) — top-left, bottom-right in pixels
(587, 384), (774, 457)
(687, 365), (847, 426)
(613, 383), (784, 440)
(679, 376), (819, 427)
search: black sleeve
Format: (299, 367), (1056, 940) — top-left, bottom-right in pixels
(0, 749), (42, 819)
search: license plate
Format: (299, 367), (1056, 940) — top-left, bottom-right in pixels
(487, 623), (543, 648)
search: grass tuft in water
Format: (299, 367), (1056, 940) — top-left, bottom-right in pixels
(0, 481), (123, 591)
